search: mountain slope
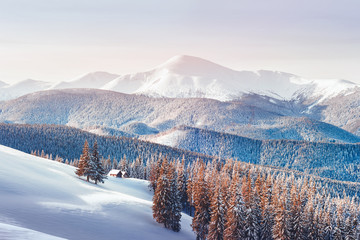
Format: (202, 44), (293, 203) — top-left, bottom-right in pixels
(1, 123), (359, 183)
(50, 71), (119, 90)
(101, 55), (358, 101)
(0, 123), (214, 164)
(143, 125), (360, 182)
(1, 55), (357, 103)
(1, 88), (359, 142)
(0, 144), (195, 240)
(0, 223), (65, 240)
(0, 79), (52, 101)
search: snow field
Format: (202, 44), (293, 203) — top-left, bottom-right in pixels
(0, 145), (195, 240)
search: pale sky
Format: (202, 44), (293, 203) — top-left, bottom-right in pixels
(0, 0), (359, 84)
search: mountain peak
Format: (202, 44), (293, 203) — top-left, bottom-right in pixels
(51, 71), (119, 90)
(70, 71), (120, 82)
(156, 55), (234, 76)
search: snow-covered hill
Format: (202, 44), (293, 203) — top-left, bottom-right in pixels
(0, 145), (195, 240)
(0, 72), (119, 101)
(0, 79), (52, 101)
(50, 71), (119, 90)
(142, 123), (360, 151)
(1, 88), (359, 141)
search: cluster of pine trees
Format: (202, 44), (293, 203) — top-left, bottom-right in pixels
(152, 157), (182, 232)
(150, 157), (360, 239)
(75, 140), (107, 184)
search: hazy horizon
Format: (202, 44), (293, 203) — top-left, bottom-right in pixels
(1, 0), (359, 84)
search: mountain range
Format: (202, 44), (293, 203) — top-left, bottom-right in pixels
(0, 88), (359, 142)
(0, 55), (359, 144)
(1, 55), (359, 102)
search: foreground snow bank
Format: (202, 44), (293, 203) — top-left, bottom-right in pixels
(0, 223), (66, 240)
(0, 145), (195, 240)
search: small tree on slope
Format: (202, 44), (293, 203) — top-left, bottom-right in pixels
(90, 141), (107, 184)
(75, 140), (91, 180)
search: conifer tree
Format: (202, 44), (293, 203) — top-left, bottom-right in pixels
(224, 170), (246, 240)
(192, 160), (210, 240)
(152, 158), (182, 232)
(90, 141), (107, 184)
(252, 173), (263, 240)
(208, 175), (225, 240)
(242, 170), (259, 239)
(272, 191), (288, 240)
(260, 174), (274, 240)
(119, 155), (128, 172)
(152, 157), (170, 225)
(149, 156), (162, 191)
(75, 140), (90, 180)
(112, 157), (118, 170)
(288, 184), (302, 240)
(177, 157), (188, 211)
(167, 162), (182, 232)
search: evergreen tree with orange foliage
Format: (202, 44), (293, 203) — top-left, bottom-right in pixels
(191, 160), (210, 240)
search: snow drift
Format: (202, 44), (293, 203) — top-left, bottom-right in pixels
(0, 145), (195, 240)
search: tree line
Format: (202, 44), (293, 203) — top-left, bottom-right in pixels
(149, 157), (360, 239)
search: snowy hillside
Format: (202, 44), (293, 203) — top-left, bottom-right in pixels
(1, 88), (359, 140)
(50, 71), (119, 90)
(0, 79), (52, 101)
(0, 145), (195, 240)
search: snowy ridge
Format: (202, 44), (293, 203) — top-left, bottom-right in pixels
(0, 144), (195, 240)
(50, 71), (119, 90)
(102, 55), (358, 101)
(0, 55), (358, 102)
(0, 79), (52, 101)
(1, 88), (360, 140)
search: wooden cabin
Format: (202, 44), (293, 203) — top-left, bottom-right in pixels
(108, 169), (129, 178)
(122, 171), (129, 178)
(108, 169), (122, 178)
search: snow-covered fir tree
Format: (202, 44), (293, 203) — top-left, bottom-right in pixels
(191, 160), (210, 240)
(90, 141), (107, 184)
(152, 157), (182, 232)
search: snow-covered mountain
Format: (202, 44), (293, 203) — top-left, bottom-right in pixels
(0, 144), (195, 240)
(0, 72), (119, 101)
(50, 71), (119, 90)
(1, 89), (359, 141)
(101, 55), (359, 101)
(143, 118), (360, 146)
(0, 55), (358, 102)
(0, 79), (52, 101)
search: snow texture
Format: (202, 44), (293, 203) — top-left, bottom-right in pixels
(0, 223), (66, 240)
(0, 145), (195, 240)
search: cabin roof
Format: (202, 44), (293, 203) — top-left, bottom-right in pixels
(108, 169), (121, 175)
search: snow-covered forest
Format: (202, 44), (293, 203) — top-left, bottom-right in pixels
(150, 156), (360, 239)
(1, 123), (359, 183)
